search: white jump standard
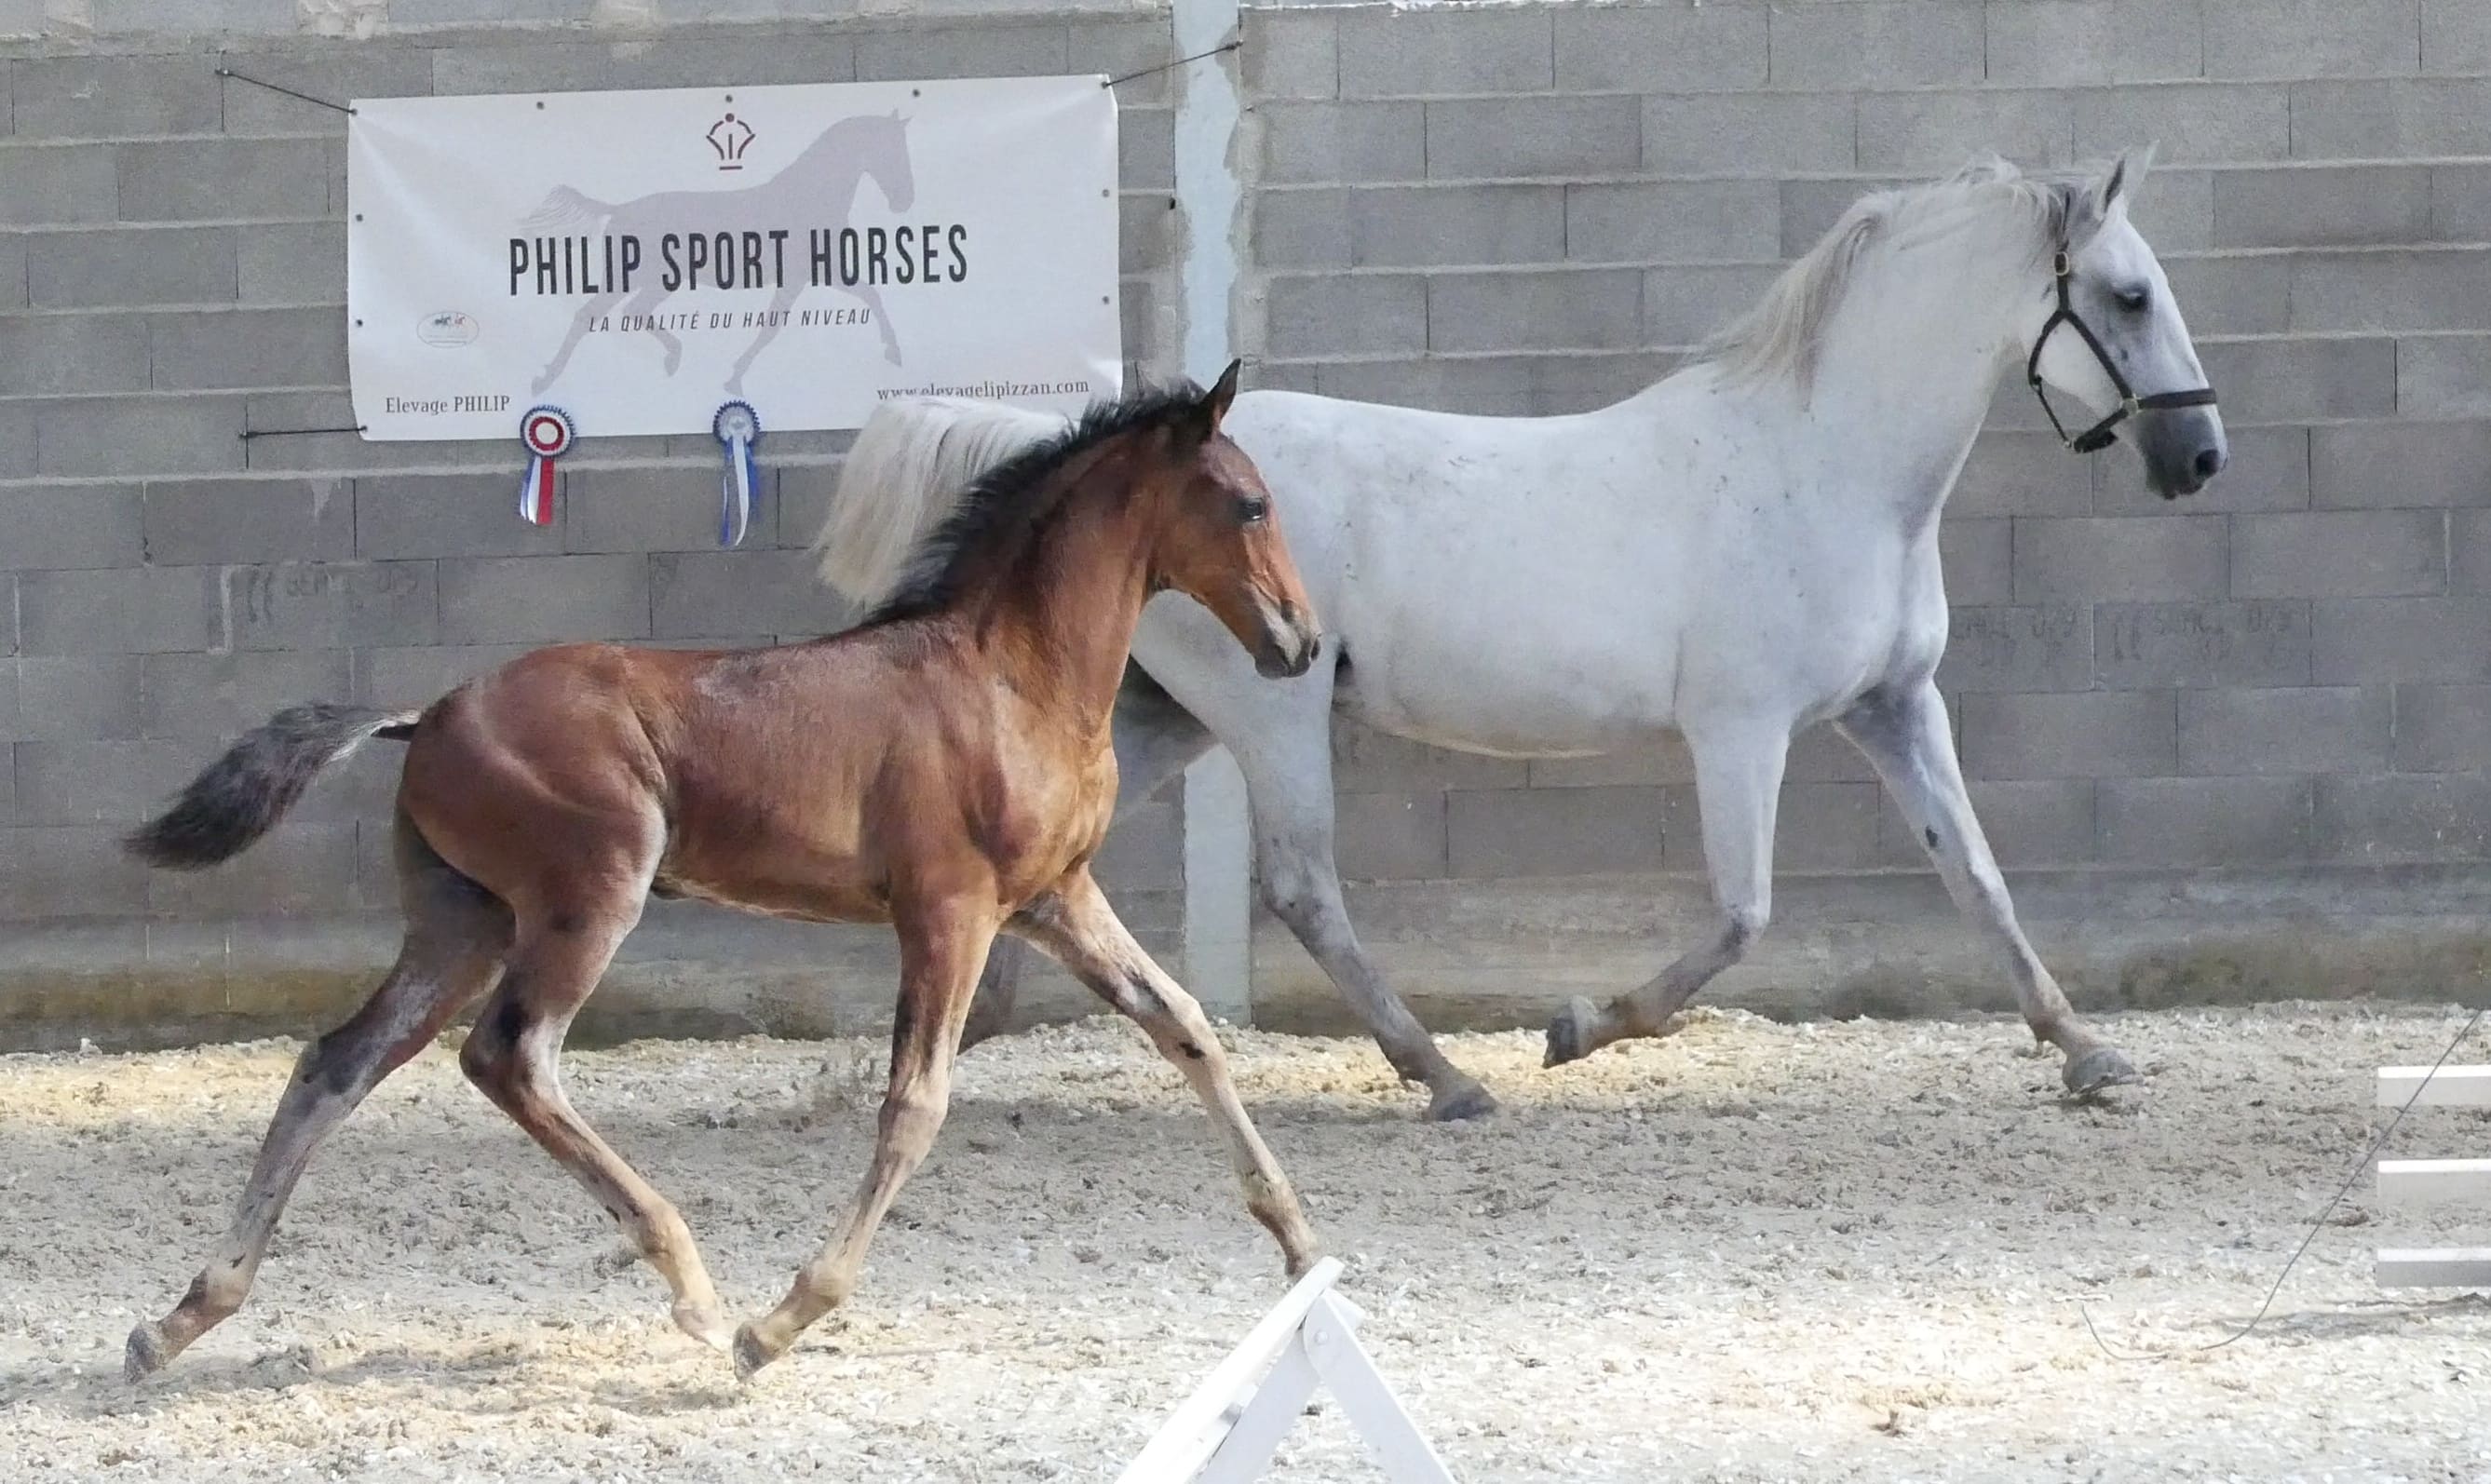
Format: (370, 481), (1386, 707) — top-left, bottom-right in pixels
(1117, 1259), (1455, 1484)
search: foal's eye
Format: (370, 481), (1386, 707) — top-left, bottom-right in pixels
(2114, 285), (2151, 314)
(1236, 495), (1268, 524)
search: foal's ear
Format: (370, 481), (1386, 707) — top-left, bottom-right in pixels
(1170, 359), (1243, 449)
(1202, 358), (1241, 430)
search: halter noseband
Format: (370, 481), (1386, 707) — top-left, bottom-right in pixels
(2026, 248), (2218, 454)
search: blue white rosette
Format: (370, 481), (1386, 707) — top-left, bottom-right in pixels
(712, 399), (761, 548)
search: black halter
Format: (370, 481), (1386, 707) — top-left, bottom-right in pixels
(2026, 248), (2218, 454)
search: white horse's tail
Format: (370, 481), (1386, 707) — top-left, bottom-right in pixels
(812, 397), (1067, 609)
(521, 185), (613, 228)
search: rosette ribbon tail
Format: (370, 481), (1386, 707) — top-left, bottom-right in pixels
(519, 453), (557, 527)
(713, 400), (761, 548)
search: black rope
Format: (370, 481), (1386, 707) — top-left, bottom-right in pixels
(1104, 39), (1239, 88)
(240, 425), (365, 441)
(217, 64), (355, 116)
(2079, 1002), (2487, 1360)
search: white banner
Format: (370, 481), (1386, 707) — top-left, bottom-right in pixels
(346, 75), (1121, 441)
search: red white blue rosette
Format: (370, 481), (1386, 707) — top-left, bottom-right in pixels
(517, 405), (575, 527)
(712, 398), (761, 548)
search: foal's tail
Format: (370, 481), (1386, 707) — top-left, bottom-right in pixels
(810, 396), (1065, 610)
(127, 704), (421, 870)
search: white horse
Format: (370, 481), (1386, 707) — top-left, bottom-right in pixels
(810, 151), (2227, 1122)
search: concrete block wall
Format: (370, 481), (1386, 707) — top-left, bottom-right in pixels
(11, 0), (2491, 1047)
(0, 4), (1191, 1047)
(1239, 0), (2491, 987)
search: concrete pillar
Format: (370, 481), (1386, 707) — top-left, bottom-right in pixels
(1171, 0), (1254, 1024)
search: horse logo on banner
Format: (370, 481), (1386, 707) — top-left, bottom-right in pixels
(521, 110), (917, 399)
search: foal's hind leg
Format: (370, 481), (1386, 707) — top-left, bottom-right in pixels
(1009, 868), (1320, 1273)
(1546, 723), (1787, 1067)
(128, 820), (508, 1379)
(1840, 681), (2135, 1095)
(960, 668), (1214, 1052)
(736, 897), (996, 1378)
(459, 881), (734, 1354)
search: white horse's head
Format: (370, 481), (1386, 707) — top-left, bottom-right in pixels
(2017, 146), (2227, 499)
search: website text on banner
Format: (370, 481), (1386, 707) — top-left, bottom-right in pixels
(347, 75), (1122, 441)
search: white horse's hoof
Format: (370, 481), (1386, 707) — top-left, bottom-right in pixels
(2064, 1046), (2139, 1096)
(673, 1302), (735, 1356)
(1543, 996), (1601, 1069)
(1426, 1078), (1498, 1122)
(732, 1321), (782, 1382)
(124, 1323), (171, 1381)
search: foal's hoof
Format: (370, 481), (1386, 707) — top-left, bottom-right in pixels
(124, 1323), (170, 1382)
(1426, 1078), (1498, 1122)
(2063, 1046), (2140, 1097)
(673, 1302), (735, 1356)
(1543, 997), (1600, 1069)
(731, 1321), (783, 1382)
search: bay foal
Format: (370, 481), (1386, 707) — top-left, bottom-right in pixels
(122, 365), (1325, 1382)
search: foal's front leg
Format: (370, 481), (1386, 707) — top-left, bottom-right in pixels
(1839, 680), (2135, 1095)
(1010, 869), (1321, 1273)
(734, 899), (996, 1379)
(961, 670), (1217, 1052)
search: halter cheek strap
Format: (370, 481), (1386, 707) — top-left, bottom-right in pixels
(2026, 249), (2219, 455)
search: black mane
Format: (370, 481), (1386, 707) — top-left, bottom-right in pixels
(863, 379), (1203, 626)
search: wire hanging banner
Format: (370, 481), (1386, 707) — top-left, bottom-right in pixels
(217, 62), (355, 115)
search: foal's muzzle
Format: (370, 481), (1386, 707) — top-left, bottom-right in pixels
(1254, 600), (1322, 680)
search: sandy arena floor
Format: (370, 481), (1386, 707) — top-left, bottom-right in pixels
(4, 1003), (2490, 1483)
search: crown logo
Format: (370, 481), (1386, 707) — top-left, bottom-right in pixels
(706, 112), (756, 170)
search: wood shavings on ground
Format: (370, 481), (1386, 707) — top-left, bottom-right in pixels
(4, 1003), (2488, 1481)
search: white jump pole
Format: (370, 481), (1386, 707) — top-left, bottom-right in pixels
(2376, 1065), (2491, 1108)
(2373, 1066), (2491, 1288)
(1117, 1258), (1456, 1484)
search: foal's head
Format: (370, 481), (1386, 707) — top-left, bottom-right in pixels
(1128, 360), (1322, 679)
(842, 366), (1321, 678)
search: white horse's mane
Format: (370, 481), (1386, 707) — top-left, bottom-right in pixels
(1697, 156), (2121, 389)
(812, 394), (1072, 610)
